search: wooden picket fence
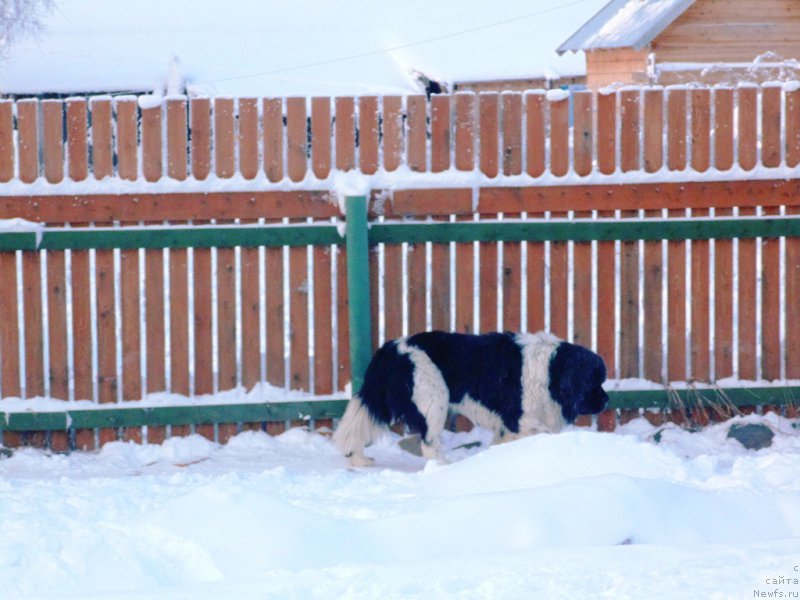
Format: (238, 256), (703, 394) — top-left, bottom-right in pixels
(0, 84), (799, 449)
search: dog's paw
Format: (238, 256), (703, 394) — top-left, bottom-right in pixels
(347, 453), (375, 468)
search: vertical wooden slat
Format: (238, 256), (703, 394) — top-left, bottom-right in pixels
(336, 246), (350, 391)
(289, 244), (310, 390)
(384, 243), (404, 339)
(526, 215), (546, 334)
(714, 88), (734, 172)
(738, 86), (757, 171)
(42, 101), (64, 184)
(761, 209), (781, 381)
(690, 89), (710, 173)
(454, 94), (476, 334)
(167, 98), (188, 181)
(313, 246), (334, 394)
(407, 95), (427, 173)
(548, 93), (569, 338)
(737, 208), (757, 380)
(0, 101), (13, 182)
(431, 95), (451, 173)
(141, 105), (162, 182)
(335, 97), (355, 171)
(787, 88), (800, 168)
(286, 97), (307, 182)
(786, 206), (800, 379)
(311, 97), (332, 178)
(190, 98), (211, 180)
(573, 91), (593, 177)
(455, 239), (475, 335)
(17, 100), (39, 183)
(667, 88), (687, 171)
(597, 91), (616, 176)
(116, 98), (138, 181)
(454, 93), (475, 172)
(690, 212), (710, 383)
(66, 99), (88, 181)
(550, 94), (570, 177)
(479, 93), (499, 178)
(359, 96), (379, 175)
(762, 85), (782, 169)
(430, 240), (451, 332)
(382, 96), (404, 172)
(525, 92), (546, 177)
(620, 90), (640, 172)
(596, 92), (616, 376)
(214, 97), (235, 178)
(238, 98), (259, 180)
(407, 242), (427, 334)
(265, 244), (285, 389)
(573, 232), (592, 348)
(643, 89), (664, 173)
(667, 210), (686, 383)
(0, 253), (20, 398)
(263, 97), (284, 182)
(501, 93), (522, 176)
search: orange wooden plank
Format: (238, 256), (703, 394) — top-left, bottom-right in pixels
(289, 245), (310, 391)
(22, 251), (44, 399)
(501, 93), (522, 176)
(738, 86), (757, 171)
(713, 209), (734, 381)
(116, 98), (138, 181)
(502, 238), (522, 332)
(667, 210), (686, 383)
(431, 239), (451, 331)
(382, 96), (404, 172)
(620, 90), (640, 173)
(193, 246), (213, 396)
(0, 252), (20, 397)
(311, 97), (332, 178)
(169, 247), (190, 396)
(95, 248), (117, 443)
(619, 220), (639, 378)
(120, 248), (141, 401)
(214, 97), (235, 178)
(597, 92), (616, 176)
(738, 208), (757, 380)
(407, 242), (427, 334)
(430, 95), (451, 173)
(313, 245), (333, 394)
(479, 93), (499, 178)
(0, 101), (13, 182)
(526, 213), (546, 333)
(166, 98), (188, 180)
(455, 238), (475, 334)
(787, 89), (800, 168)
(643, 210), (663, 382)
(370, 247), (380, 349)
(549, 234), (568, 340)
(241, 244), (261, 390)
(237, 98), (259, 180)
(265, 245), (285, 388)
(145, 249), (165, 394)
(191, 97), (211, 180)
(335, 97), (355, 171)
(786, 206), (800, 379)
(384, 244), (404, 340)
(17, 100), (39, 183)
(643, 89), (663, 173)
(141, 104), (162, 182)
(479, 236), (499, 333)
(690, 89), (710, 173)
(358, 96), (379, 175)
(46, 252), (69, 400)
(761, 207), (781, 381)
(690, 211), (710, 383)
(597, 215), (616, 378)
(525, 93), (546, 177)
(336, 247), (350, 391)
(42, 101), (64, 184)
(714, 88), (734, 172)
(762, 86), (782, 169)
(66, 99), (88, 181)
(550, 95), (570, 177)
(286, 97), (307, 182)
(455, 93), (475, 172)
(217, 244), (237, 391)
(91, 98), (113, 179)
(263, 97), (284, 182)
(572, 91), (593, 177)
(407, 95), (427, 172)
(667, 89), (687, 171)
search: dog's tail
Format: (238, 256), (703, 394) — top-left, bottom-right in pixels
(332, 394), (383, 466)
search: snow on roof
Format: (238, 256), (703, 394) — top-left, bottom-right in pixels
(0, 0), (608, 97)
(558, 0), (696, 54)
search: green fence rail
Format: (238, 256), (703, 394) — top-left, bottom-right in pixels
(2, 201), (800, 436)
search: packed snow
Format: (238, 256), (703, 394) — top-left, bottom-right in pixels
(2, 412), (800, 599)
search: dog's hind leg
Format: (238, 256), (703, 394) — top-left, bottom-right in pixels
(332, 396), (381, 467)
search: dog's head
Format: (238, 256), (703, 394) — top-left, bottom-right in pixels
(548, 342), (609, 423)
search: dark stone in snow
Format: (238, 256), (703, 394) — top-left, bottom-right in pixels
(727, 423), (774, 450)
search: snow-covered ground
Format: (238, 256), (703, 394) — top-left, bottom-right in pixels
(2, 413), (800, 599)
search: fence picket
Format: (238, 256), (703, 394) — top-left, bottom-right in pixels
(311, 97), (332, 178)
(335, 97), (355, 172)
(0, 101), (12, 182)
(358, 96), (379, 175)
(382, 96), (404, 172)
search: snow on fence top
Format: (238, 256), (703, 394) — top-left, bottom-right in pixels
(1, 84), (799, 197)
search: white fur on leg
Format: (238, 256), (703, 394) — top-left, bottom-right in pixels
(332, 395), (381, 467)
(516, 331), (566, 435)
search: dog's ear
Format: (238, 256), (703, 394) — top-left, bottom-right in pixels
(548, 342), (607, 422)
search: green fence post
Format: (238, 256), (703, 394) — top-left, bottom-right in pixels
(345, 195), (373, 396)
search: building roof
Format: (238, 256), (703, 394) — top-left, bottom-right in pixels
(0, 0), (608, 97)
(557, 0), (696, 54)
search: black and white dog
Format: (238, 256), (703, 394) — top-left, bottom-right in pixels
(333, 331), (609, 466)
